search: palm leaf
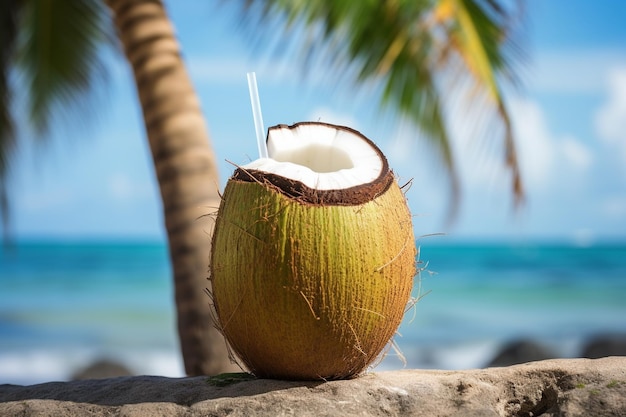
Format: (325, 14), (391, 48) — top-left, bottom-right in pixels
(0, 0), (24, 237)
(0, 0), (114, 236)
(237, 0), (524, 214)
(434, 0), (524, 204)
(16, 0), (113, 133)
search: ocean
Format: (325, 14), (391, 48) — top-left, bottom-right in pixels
(1, 239), (625, 385)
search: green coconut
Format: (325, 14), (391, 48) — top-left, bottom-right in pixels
(210, 122), (416, 380)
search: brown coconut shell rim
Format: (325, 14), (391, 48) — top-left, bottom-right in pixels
(232, 122), (394, 206)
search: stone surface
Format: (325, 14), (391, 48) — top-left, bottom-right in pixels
(1, 357), (625, 416)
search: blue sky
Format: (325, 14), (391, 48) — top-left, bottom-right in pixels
(9, 1), (626, 243)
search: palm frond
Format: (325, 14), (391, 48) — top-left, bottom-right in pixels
(236, 0), (525, 214)
(0, 0), (115, 236)
(434, 0), (524, 204)
(0, 0), (24, 238)
(16, 0), (113, 133)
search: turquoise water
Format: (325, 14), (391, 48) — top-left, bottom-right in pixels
(0, 242), (179, 384)
(394, 242), (626, 369)
(1, 240), (625, 384)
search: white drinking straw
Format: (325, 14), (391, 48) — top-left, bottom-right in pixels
(247, 72), (269, 159)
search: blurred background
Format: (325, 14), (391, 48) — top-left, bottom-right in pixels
(1, 1), (625, 384)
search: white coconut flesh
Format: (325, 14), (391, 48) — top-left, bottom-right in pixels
(241, 123), (385, 191)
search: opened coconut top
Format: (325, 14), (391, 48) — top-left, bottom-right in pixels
(234, 122), (394, 205)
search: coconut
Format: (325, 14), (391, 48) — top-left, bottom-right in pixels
(210, 122), (416, 380)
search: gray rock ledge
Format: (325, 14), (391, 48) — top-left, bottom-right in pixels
(1, 357), (625, 417)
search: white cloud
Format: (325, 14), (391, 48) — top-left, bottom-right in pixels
(601, 196), (626, 219)
(108, 173), (134, 200)
(187, 56), (299, 84)
(594, 66), (626, 167)
(428, 97), (593, 194)
(508, 98), (594, 193)
(561, 136), (593, 170)
(19, 188), (74, 212)
(187, 56), (311, 86)
(379, 118), (435, 180)
(305, 107), (359, 129)
(107, 173), (152, 202)
(386, 123), (416, 167)
(509, 99), (555, 189)
(530, 49), (626, 95)
(187, 57), (251, 84)
(379, 97), (594, 200)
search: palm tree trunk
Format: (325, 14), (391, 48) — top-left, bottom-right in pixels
(105, 0), (235, 375)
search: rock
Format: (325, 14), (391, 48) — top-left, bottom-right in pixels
(486, 340), (556, 367)
(0, 357), (625, 416)
(71, 359), (133, 380)
(582, 335), (626, 359)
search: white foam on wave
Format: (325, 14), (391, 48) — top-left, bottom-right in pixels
(0, 348), (185, 386)
(0, 335), (599, 386)
(427, 341), (502, 369)
(374, 339), (503, 371)
(124, 350), (185, 378)
(0, 350), (90, 385)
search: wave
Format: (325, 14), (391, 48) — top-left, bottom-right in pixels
(0, 335), (589, 386)
(0, 347), (185, 386)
